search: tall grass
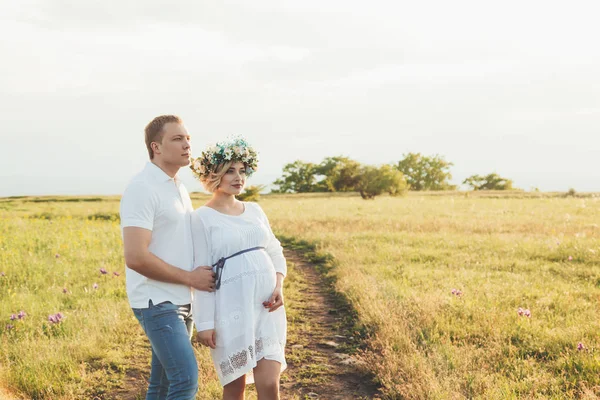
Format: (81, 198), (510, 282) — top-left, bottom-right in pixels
(260, 194), (600, 399)
(0, 210), (137, 398)
(0, 198), (220, 399)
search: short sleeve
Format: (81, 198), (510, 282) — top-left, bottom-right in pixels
(250, 202), (287, 277)
(191, 211), (216, 331)
(120, 182), (157, 231)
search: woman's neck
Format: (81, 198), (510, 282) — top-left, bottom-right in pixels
(209, 191), (238, 208)
(206, 191), (245, 215)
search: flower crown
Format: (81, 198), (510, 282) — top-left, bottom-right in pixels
(190, 136), (259, 179)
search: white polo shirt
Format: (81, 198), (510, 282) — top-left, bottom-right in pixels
(120, 162), (194, 308)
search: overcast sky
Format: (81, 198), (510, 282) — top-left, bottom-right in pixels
(1, 0), (599, 196)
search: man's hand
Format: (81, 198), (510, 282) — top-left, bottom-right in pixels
(263, 286), (284, 312)
(195, 329), (216, 349)
(189, 266), (215, 292)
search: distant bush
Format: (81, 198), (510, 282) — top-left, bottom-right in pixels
(566, 188), (577, 197)
(87, 212), (120, 222)
(272, 161), (321, 193)
(356, 165), (408, 200)
(237, 185), (266, 202)
(29, 212), (58, 220)
(463, 173), (514, 191)
(314, 156), (362, 192)
(395, 153), (454, 191)
(28, 197), (104, 203)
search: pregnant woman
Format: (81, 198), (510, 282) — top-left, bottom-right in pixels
(190, 137), (287, 400)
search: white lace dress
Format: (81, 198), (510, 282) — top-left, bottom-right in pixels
(191, 202), (287, 386)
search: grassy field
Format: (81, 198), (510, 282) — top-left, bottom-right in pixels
(0, 196), (221, 399)
(262, 192), (600, 399)
(0, 192), (599, 399)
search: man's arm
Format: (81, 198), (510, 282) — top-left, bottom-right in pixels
(123, 226), (215, 291)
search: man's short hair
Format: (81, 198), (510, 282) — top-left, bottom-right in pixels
(144, 115), (183, 159)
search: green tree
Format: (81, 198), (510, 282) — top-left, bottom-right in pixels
(463, 173), (514, 190)
(315, 156), (362, 192)
(236, 185), (266, 202)
(272, 161), (320, 193)
(395, 153), (454, 191)
(355, 164), (408, 199)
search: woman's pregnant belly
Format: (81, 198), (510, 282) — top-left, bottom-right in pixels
(216, 250), (276, 304)
(213, 251), (277, 342)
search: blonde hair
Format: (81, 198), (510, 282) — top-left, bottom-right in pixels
(144, 115), (182, 159)
(201, 160), (235, 193)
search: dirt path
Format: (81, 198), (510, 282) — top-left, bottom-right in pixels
(106, 353), (149, 400)
(0, 386), (21, 400)
(282, 249), (381, 400)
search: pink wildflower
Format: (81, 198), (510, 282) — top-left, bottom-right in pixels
(113, 271), (120, 277)
(48, 313), (64, 324)
(568, 256), (573, 261)
(62, 288), (68, 294)
(99, 268), (107, 275)
(6, 324), (13, 330)
(9, 314), (17, 321)
(517, 307), (530, 317)
(55, 254), (60, 258)
(577, 342), (585, 351)
(17, 311), (26, 320)
(93, 283), (98, 290)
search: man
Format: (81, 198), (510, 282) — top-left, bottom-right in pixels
(120, 115), (214, 399)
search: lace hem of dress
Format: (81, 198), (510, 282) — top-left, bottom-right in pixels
(220, 269), (272, 287)
(218, 336), (284, 378)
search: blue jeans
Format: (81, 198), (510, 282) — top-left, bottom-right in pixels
(132, 300), (198, 400)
